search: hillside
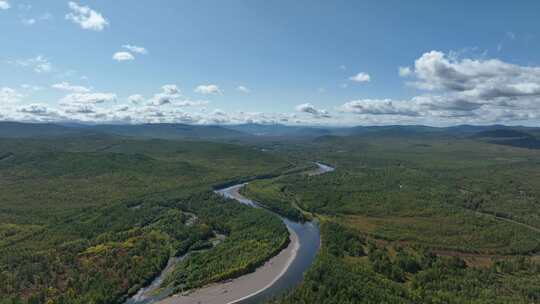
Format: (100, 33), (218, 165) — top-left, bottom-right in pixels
(0, 122), (248, 140)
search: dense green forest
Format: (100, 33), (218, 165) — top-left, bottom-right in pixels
(247, 136), (540, 303)
(4, 128), (540, 303)
(0, 136), (292, 304)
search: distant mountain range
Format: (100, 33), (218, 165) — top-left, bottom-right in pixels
(0, 122), (245, 140)
(2, 121), (540, 149)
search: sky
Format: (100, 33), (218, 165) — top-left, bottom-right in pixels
(1, 0), (540, 126)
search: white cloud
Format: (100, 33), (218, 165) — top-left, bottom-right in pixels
(18, 104), (62, 119)
(4, 50), (540, 126)
(349, 72), (371, 83)
(412, 50), (540, 99)
(162, 84), (180, 95)
(52, 82), (91, 93)
(176, 100), (209, 107)
(340, 99), (420, 116)
(113, 104), (130, 112)
(15, 55), (52, 73)
(195, 84), (222, 95)
(295, 103), (331, 118)
(21, 18), (36, 25)
(60, 92), (116, 105)
(21, 13), (52, 25)
(237, 85), (250, 94)
(334, 50), (540, 125)
(398, 66), (412, 77)
(20, 84), (43, 91)
(128, 94), (144, 105)
(147, 85), (208, 107)
(122, 45), (147, 55)
(148, 85), (182, 106)
(0, 87), (22, 104)
(339, 65), (347, 71)
(0, 1), (10, 10)
(112, 52), (135, 61)
(66, 1), (108, 31)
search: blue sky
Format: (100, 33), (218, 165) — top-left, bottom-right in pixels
(1, 0), (540, 126)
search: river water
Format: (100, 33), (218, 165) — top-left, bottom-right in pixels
(127, 163), (332, 304)
(215, 184), (321, 304)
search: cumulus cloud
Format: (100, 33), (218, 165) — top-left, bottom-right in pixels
(15, 55), (52, 73)
(21, 18), (36, 25)
(412, 51), (536, 96)
(60, 92), (116, 105)
(112, 52), (134, 61)
(66, 2), (108, 31)
(195, 84), (222, 95)
(237, 85), (250, 94)
(0, 1), (9, 10)
(0, 87), (22, 104)
(148, 84), (208, 107)
(4, 49), (540, 126)
(340, 99), (420, 116)
(20, 13), (52, 26)
(149, 85), (180, 106)
(176, 100), (209, 107)
(162, 84), (180, 95)
(146, 85), (207, 107)
(0, 98), (311, 125)
(338, 50), (540, 124)
(63, 103), (97, 114)
(52, 82), (91, 93)
(349, 72), (371, 83)
(122, 45), (147, 54)
(398, 66), (412, 77)
(411, 50), (540, 104)
(20, 84), (42, 91)
(295, 103), (331, 118)
(18, 104), (62, 118)
(128, 94), (144, 105)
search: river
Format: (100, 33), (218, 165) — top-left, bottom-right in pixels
(127, 162), (333, 304)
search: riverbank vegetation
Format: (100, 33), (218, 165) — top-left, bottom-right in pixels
(163, 192), (289, 292)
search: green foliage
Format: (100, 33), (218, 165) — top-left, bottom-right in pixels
(0, 136), (291, 303)
(164, 194), (289, 291)
(262, 136), (540, 303)
(322, 222), (364, 257)
(242, 179), (305, 221)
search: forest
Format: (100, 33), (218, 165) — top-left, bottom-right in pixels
(0, 136), (291, 303)
(251, 136), (540, 303)
(3, 130), (540, 303)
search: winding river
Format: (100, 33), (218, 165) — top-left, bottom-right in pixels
(127, 163), (333, 304)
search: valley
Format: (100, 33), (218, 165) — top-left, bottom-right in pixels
(2, 123), (540, 303)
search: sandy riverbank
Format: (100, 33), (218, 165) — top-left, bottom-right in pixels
(156, 188), (300, 304)
(156, 229), (299, 304)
